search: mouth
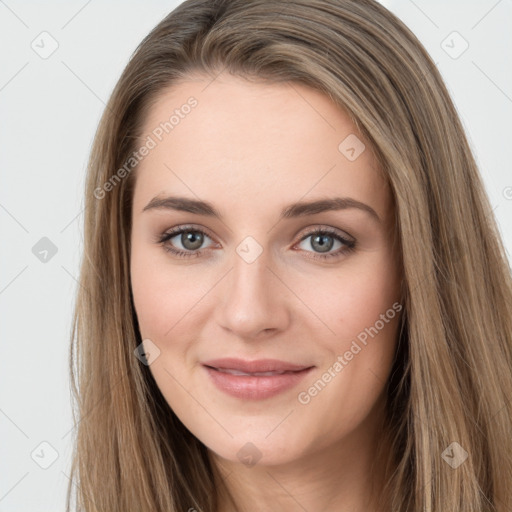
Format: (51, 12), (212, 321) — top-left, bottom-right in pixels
(201, 358), (314, 400)
(201, 357), (313, 374)
(205, 367), (304, 377)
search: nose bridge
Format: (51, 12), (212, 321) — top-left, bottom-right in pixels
(231, 247), (270, 301)
(215, 240), (289, 337)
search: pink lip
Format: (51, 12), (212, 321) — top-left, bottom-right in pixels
(202, 358), (314, 400)
(202, 357), (312, 373)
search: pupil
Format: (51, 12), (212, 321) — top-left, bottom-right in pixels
(182, 231), (203, 250)
(312, 234), (333, 253)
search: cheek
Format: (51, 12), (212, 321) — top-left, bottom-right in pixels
(300, 255), (401, 347)
(130, 252), (169, 339)
(130, 243), (208, 341)
(294, 251), (401, 410)
(130, 243), (186, 346)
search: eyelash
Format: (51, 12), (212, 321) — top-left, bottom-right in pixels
(156, 225), (356, 261)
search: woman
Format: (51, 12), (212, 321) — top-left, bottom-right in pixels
(67, 0), (512, 510)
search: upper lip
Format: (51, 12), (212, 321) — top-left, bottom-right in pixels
(202, 358), (313, 373)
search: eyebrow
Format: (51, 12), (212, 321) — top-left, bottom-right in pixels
(142, 195), (381, 223)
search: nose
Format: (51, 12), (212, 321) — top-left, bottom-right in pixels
(214, 247), (291, 339)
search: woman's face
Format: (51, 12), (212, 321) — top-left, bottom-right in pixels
(130, 73), (402, 468)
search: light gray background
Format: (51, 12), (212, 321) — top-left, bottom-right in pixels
(1, 1), (510, 510)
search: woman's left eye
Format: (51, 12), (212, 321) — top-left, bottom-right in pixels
(294, 228), (356, 260)
(157, 226), (356, 261)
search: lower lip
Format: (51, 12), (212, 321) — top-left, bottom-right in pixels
(203, 365), (314, 400)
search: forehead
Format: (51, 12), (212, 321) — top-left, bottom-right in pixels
(133, 74), (391, 223)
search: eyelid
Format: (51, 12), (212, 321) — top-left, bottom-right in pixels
(160, 224), (218, 243)
(157, 223), (356, 260)
(295, 225), (355, 244)
(159, 224), (353, 246)
(291, 226), (356, 260)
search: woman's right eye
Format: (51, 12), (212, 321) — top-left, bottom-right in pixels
(158, 227), (216, 258)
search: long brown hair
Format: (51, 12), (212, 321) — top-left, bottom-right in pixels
(67, 0), (512, 510)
